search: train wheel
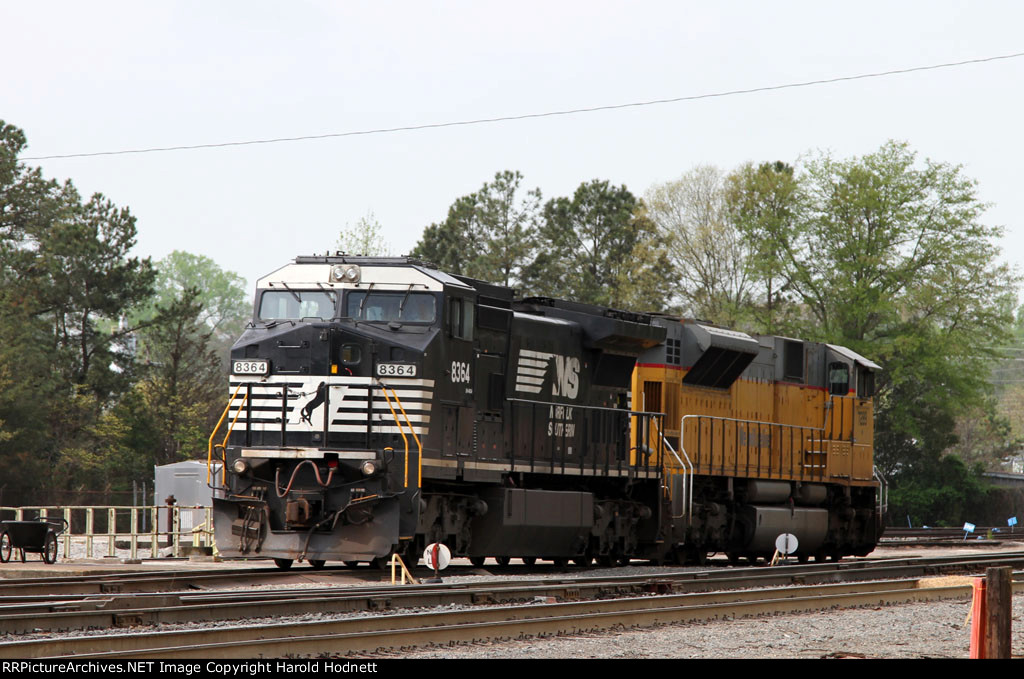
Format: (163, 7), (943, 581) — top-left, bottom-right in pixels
(309, 559), (326, 569)
(343, 560), (361, 568)
(552, 557), (568, 568)
(829, 553), (842, 563)
(494, 556), (511, 567)
(797, 553), (809, 564)
(616, 553), (631, 567)
(597, 553), (614, 568)
(572, 555), (592, 567)
(0, 532), (10, 563)
(469, 556), (486, 567)
(726, 552), (741, 566)
(43, 533), (58, 564)
(522, 557), (537, 566)
(686, 546), (707, 566)
(813, 551), (827, 563)
(273, 558), (293, 570)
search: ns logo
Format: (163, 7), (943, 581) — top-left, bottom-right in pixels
(552, 355), (580, 399)
(516, 349), (580, 399)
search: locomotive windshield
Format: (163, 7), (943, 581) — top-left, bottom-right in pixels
(345, 291), (436, 323)
(258, 289), (338, 320)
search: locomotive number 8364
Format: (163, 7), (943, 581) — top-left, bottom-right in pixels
(208, 255), (882, 568)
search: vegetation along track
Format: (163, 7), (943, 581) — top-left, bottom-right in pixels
(2, 552), (1023, 658)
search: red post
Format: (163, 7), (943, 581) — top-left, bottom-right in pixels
(969, 577), (987, 659)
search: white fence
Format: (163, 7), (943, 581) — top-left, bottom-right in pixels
(0, 505), (214, 560)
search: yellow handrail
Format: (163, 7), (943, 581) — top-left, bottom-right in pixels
(377, 383), (410, 488)
(386, 385), (423, 488)
(216, 392), (250, 486)
(208, 384), (247, 486)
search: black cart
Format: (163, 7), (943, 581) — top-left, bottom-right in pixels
(0, 518), (68, 564)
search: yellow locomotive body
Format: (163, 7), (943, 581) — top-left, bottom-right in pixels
(632, 317), (881, 562)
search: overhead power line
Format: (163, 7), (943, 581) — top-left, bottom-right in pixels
(22, 51), (1024, 161)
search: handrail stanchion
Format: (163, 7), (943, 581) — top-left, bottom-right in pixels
(209, 383), (246, 487)
(387, 386), (423, 489)
(376, 382), (410, 488)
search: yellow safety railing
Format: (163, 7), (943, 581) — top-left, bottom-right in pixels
(389, 553), (419, 585)
(387, 386), (423, 488)
(377, 384), (410, 487)
(376, 382), (423, 489)
(208, 384), (248, 487)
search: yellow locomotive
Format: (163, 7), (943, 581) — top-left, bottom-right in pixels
(633, 317), (882, 563)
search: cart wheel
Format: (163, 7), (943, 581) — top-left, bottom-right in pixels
(273, 558), (293, 570)
(0, 532), (10, 563)
(43, 532), (58, 564)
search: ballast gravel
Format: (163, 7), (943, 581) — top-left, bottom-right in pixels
(389, 596), (1024, 660)
(6, 542), (1024, 659)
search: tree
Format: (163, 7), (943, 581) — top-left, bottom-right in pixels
(337, 212), (391, 257)
(724, 161), (802, 333)
(0, 120), (156, 502)
(133, 250), (249, 368)
(120, 252), (250, 468)
(528, 179), (668, 308)
(413, 171), (541, 287)
(646, 165), (755, 325)
(131, 288), (225, 466)
(734, 141), (1018, 499)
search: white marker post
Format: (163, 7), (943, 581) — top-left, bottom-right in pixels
(771, 533), (799, 566)
(422, 542), (451, 583)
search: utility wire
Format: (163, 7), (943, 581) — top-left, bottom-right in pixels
(23, 51), (1024, 161)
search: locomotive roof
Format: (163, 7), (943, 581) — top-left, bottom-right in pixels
(258, 255), (471, 291)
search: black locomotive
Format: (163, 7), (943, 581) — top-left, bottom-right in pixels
(211, 255), (881, 568)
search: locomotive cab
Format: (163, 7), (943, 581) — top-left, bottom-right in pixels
(211, 256), (467, 567)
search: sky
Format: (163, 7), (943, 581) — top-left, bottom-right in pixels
(3, 1), (1023, 292)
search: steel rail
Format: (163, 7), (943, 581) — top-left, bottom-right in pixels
(6, 548), (1024, 600)
(7, 578), (1016, 659)
(5, 551), (1024, 635)
(2, 553), (1024, 638)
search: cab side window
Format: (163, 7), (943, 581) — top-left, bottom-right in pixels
(828, 362), (850, 396)
(448, 297), (474, 341)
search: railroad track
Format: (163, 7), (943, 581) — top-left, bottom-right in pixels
(7, 577), (1019, 659)
(2, 552), (1024, 658)
(5, 549), (1024, 600)
(882, 527), (1022, 539)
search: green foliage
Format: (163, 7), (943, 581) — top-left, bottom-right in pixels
(529, 179), (668, 308)
(134, 287), (225, 465)
(647, 165), (755, 324)
(727, 143), (1018, 503)
(946, 398), (1021, 470)
(0, 120), (247, 504)
(143, 251), (249, 337)
(413, 171), (541, 287)
(0, 120), (159, 501)
(337, 212), (391, 257)
(888, 454), (991, 526)
(724, 161), (802, 333)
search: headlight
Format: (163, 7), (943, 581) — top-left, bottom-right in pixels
(332, 264), (360, 284)
(232, 458), (249, 475)
(360, 460), (379, 476)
